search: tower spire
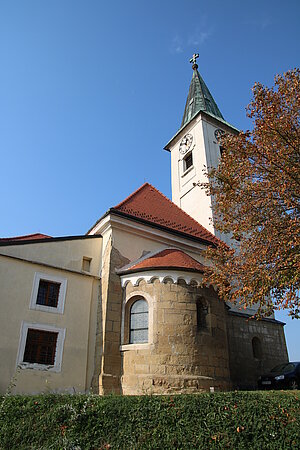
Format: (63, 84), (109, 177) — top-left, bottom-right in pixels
(181, 53), (224, 128)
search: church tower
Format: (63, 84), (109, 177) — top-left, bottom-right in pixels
(164, 54), (238, 243)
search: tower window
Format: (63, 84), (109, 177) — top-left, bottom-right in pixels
(184, 152), (193, 171)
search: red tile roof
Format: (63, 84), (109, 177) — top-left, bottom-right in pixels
(121, 249), (206, 273)
(0, 233), (51, 242)
(113, 183), (219, 245)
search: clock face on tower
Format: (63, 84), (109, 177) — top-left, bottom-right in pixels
(214, 128), (225, 142)
(179, 133), (193, 155)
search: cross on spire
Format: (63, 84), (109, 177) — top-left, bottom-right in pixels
(189, 53), (199, 69)
(189, 53), (199, 65)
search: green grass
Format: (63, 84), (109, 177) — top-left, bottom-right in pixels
(0, 391), (299, 449)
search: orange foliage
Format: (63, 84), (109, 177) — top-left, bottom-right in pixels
(202, 69), (300, 318)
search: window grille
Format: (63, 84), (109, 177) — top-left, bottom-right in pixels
(23, 329), (58, 365)
(36, 280), (60, 308)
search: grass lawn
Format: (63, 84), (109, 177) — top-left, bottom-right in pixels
(0, 390), (299, 449)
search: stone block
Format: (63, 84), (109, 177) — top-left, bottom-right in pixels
(105, 331), (120, 343)
(110, 302), (122, 311)
(107, 310), (121, 322)
(164, 312), (185, 325)
(157, 309), (165, 323)
(134, 364), (150, 374)
(106, 320), (113, 332)
(150, 364), (166, 375)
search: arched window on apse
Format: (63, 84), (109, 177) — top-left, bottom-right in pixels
(252, 337), (262, 360)
(197, 297), (208, 331)
(129, 298), (148, 344)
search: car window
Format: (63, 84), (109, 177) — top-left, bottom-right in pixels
(270, 363), (295, 373)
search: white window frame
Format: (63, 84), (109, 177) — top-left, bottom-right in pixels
(16, 321), (66, 372)
(120, 291), (154, 351)
(29, 272), (67, 314)
(129, 298), (149, 344)
(183, 151), (193, 173)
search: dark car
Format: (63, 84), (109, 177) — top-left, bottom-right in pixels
(258, 362), (300, 390)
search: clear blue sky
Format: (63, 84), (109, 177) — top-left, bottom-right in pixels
(0, 1), (299, 360)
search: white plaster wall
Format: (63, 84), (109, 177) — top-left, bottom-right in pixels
(170, 114), (224, 235)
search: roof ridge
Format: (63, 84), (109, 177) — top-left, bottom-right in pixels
(144, 184), (222, 245)
(0, 233), (51, 241)
(114, 182), (150, 209)
(114, 182), (222, 246)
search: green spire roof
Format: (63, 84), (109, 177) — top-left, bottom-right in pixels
(181, 60), (224, 128)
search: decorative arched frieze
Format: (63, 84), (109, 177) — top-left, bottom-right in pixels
(162, 276), (174, 284)
(120, 269), (204, 288)
(149, 276), (159, 284)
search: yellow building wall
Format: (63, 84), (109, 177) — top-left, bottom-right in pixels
(0, 237), (102, 394)
(0, 237), (101, 277)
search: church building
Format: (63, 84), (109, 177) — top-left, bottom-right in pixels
(0, 55), (288, 395)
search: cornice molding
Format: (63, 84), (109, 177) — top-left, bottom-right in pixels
(89, 213), (208, 255)
(120, 269), (206, 288)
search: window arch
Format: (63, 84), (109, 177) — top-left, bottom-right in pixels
(197, 297), (208, 331)
(252, 337), (262, 359)
(129, 298), (148, 344)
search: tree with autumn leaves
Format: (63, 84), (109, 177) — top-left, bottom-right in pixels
(202, 69), (300, 318)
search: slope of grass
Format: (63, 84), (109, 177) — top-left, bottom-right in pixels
(0, 391), (299, 449)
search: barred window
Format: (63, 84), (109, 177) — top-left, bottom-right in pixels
(130, 299), (148, 344)
(36, 280), (60, 308)
(23, 329), (58, 365)
(30, 272), (67, 314)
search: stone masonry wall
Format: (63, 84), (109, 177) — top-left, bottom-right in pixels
(226, 312), (288, 389)
(92, 241), (129, 394)
(121, 279), (231, 395)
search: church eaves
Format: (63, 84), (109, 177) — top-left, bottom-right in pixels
(181, 53), (224, 128)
